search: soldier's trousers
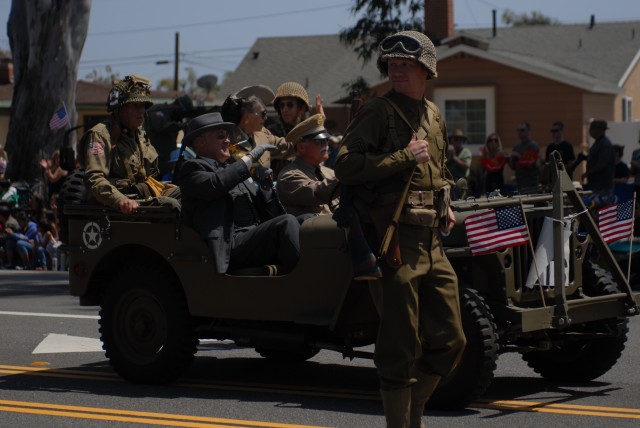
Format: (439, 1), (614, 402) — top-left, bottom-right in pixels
(369, 224), (467, 390)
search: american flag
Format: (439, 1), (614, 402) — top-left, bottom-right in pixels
(49, 105), (69, 130)
(465, 205), (530, 255)
(598, 200), (634, 244)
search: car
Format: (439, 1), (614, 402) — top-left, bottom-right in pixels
(61, 155), (640, 410)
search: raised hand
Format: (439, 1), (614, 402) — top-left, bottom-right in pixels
(248, 144), (277, 162)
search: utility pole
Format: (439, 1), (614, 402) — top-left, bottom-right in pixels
(174, 32), (179, 91)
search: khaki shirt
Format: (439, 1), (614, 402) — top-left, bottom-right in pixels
(334, 90), (449, 206)
(277, 157), (339, 216)
(84, 118), (160, 209)
(251, 126), (294, 169)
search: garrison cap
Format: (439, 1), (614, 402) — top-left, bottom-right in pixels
(286, 114), (330, 145)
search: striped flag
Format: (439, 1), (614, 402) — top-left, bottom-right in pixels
(465, 205), (530, 255)
(598, 200), (634, 244)
(49, 105), (69, 130)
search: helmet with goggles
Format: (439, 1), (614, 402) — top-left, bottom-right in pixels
(106, 75), (154, 112)
(377, 31), (437, 79)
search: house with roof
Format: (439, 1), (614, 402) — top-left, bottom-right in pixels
(220, 8), (640, 172)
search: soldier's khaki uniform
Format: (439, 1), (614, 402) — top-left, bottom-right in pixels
(334, 90), (466, 393)
(84, 117), (179, 209)
(251, 126), (294, 169)
(277, 157), (339, 217)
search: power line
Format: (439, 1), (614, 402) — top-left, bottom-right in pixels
(89, 3), (350, 37)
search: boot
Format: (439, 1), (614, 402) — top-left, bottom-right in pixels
(409, 372), (441, 428)
(380, 387), (412, 428)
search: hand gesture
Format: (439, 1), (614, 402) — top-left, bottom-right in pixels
(248, 144), (277, 162)
(407, 133), (430, 163)
(315, 94), (324, 117)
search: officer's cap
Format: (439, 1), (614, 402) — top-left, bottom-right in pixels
(286, 114), (330, 145)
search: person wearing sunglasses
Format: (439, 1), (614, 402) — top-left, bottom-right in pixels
(479, 133), (508, 195)
(334, 30), (465, 428)
(276, 114), (339, 221)
(221, 93), (294, 171)
(508, 122), (542, 195)
(544, 121), (575, 171)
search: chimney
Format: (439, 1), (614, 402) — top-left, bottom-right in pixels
(424, 0), (454, 44)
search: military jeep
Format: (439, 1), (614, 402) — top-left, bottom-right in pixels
(62, 156), (639, 410)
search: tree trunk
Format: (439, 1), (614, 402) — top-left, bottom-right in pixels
(5, 0), (91, 185)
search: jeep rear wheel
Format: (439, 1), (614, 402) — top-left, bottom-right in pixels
(427, 288), (498, 410)
(100, 266), (197, 384)
(522, 262), (628, 381)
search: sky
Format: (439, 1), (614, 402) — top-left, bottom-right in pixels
(0, 0), (638, 89)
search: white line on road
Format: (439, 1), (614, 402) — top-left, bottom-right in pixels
(0, 311), (98, 320)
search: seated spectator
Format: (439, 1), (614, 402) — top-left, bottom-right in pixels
(177, 112), (300, 276)
(5, 211), (46, 270)
(40, 149), (68, 202)
(277, 114), (339, 221)
(37, 217), (61, 271)
(0, 201), (19, 268)
(82, 75), (180, 215)
(0, 179), (19, 208)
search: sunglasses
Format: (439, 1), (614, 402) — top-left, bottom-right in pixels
(278, 101), (296, 109)
(252, 110), (268, 119)
(487, 138), (499, 142)
(516, 128), (527, 132)
(379, 34), (422, 55)
(550, 129), (560, 133)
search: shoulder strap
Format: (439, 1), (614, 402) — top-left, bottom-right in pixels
(380, 96), (428, 141)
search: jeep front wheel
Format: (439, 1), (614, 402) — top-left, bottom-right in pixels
(99, 266), (197, 383)
(427, 287), (499, 410)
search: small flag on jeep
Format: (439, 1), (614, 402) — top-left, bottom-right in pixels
(465, 205), (530, 255)
(49, 104), (69, 130)
(598, 200), (634, 244)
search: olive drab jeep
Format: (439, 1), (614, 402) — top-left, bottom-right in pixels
(61, 154), (639, 410)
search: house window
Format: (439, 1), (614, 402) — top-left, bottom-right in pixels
(622, 97), (632, 122)
(433, 87), (495, 146)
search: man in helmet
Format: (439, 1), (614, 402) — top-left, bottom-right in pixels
(83, 75), (180, 214)
(334, 31), (466, 428)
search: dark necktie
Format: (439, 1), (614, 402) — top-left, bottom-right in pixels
(315, 167), (324, 181)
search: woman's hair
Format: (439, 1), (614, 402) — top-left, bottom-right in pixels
(485, 133), (502, 151)
(221, 95), (264, 125)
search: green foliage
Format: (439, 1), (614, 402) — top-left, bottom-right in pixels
(340, 0), (424, 64)
(342, 76), (372, 100)
(84, 66), (119, 84)
(502, 9), (560, 27)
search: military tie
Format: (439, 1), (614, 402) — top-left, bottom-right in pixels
(315, 167), (324, 181)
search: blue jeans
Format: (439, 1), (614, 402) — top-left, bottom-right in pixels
(5, 239), (47, 269)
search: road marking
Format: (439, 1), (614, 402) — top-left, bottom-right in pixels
(0, 310), (98, 319)
(0, 399), (330, 428)
(32, 333), (103, 354)
(474, 399), (640, 419)
(2, 364), (640, 420)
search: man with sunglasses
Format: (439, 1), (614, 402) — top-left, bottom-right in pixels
(177, 112), (299, 276)
(277, 114), (339, 220)
(334, 31), (466, 428)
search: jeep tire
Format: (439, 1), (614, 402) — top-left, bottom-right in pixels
(99, 265), (198, 384)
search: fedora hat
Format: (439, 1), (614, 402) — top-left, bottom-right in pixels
(182, 112), (243, 146)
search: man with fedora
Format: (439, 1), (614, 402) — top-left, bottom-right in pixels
(277, 114), (339, 220)
(177, 112), (300, 275)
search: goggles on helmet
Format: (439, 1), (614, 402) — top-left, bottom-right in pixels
(379, 34), (422, 55)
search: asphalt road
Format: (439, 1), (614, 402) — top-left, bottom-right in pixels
(1, 271), (639, 427)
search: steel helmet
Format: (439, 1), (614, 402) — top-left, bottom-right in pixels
(273, 82), (310, 111)
(377, 31), (438, 79)
(106, 75), (154, 112)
